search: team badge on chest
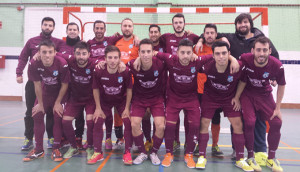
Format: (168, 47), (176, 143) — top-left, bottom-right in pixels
(129, 44), (133, 49)
(53, 70), (58, 76)
(227, 76), (233, 82)
(191, 67), (196, 73)
(103, 41), (108, 46)
(154, 70), (159, 77)
(86, 69), (91, 74)
(263, 72), (269, 78)
(118, 76), (123, 83)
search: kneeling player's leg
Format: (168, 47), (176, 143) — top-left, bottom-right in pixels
(151, 101), (165, 153)
(185, 105), (201, 155)
(228, 117), (245, 160)
(33, 111), (46, 152)
(267, 118), (282, 159)
(114, 107), (124, 139)
(142, 109), (152, 142)
(85, 101), (95, 149)
(198, 117), (211, 157)
(62, 115), (76, 148)
(211, 108), (222, 147)
(131, 117), (145, 153)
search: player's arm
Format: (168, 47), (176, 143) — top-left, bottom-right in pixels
(16, 40), (32, 83)
(228, 55), (240, 74)
(53, 83), (68, 117)
(231, 81), (247, 111)
(93, 88), (106, 122)
(270, 85), (285, 121)
(32, 81), (45, 116)
(122, 88), (132, 119)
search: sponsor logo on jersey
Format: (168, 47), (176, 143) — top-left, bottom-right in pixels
(246, 68), (254, 72)
(263, 72), (269, 78)
(159, 48), (163, 52)
(191, 67), (196, 73)
(62, 51), (66, 54)
(35, 45), (39, 48)
(86, 69), (91, 74)
(118, 76), (123, 83)
(91, 44), (97, 47)
(207, 75), (215, 79)
(227, 76), (233, 82)
(53, 70), (58, 76)
(37, 68), (44, 71)
(103, 41), (108, 46)
(137, 74), (144, 77)
(63, 64), (68, 68)
(154, 70), (159, 77)
(101, 77), (109, 80)
(170, 40), (176, 42)
(129, 44), (133, 49)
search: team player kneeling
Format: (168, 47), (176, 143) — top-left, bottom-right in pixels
(22, 35), (285, 172)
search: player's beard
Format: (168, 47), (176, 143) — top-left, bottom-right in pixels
(255, 55), (268, 65)
(205, 37), (214, 45)
(42, 29), (53, 36)
(123, 31), (132, 38)
(77, 59), (88, 66)
(237, 26), (250, 36)
(173, 26), (185, 34)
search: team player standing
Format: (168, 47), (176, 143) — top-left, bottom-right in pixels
(17, 14), (285, 172)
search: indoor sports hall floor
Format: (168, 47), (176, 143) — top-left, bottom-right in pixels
(0, 101), (299, 172)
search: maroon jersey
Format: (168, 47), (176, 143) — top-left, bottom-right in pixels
(156, 52), (211, 100)
(153, 42), (165, 53)
(159, 32), (199, 55)
(16, 33), (64, 77)
(128, 57), (166, 100)
(202, 59), (243, 102)
(87, 35), (123, 60)
(240, 53), (286, 96)
(28, 55), (70, 95)
(60, 54), (97, 102)
(93, 67), (132, 105)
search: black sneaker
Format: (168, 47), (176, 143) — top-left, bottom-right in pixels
(212, 145), (224, 157)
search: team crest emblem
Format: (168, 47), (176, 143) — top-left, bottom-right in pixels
(263, 72), (269, 78)
(103, 41), (108, 46)
(159, 48), (163, 52)
(129, 44), (133, 49)
(53, 70), (58, 76)
(191, 67), (196, 73)
(154, 70), (159, 77)
(86, 69), (91, 74)
(118, 77), (123, 83)
(227, 76), (233, 82)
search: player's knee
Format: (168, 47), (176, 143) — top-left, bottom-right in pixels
(244, 120), (255, 130)
(269, 119), (282, 132)
(155, 122), (165, 132)
(131, 120), (140, 129)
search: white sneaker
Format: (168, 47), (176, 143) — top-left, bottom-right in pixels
(112, 139), (124, 150)
(133, 153), (148, 165)
(231, 150), (236, 159)
(149, 152), (161, 165)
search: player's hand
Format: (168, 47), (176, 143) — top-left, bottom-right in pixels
(121, 108), (130, 119)
(231, 97), (241, 111)
(195, 39), (203, 54)
(153, 51), (158, 57)
(96, 60), (106, 69)
(191, 53), (198, 62)
(221, 37), (231, 48)
(270, 80), (278, 87)
(229, 55), (240, 74)
(133, 34), (140, 47)
(185, 30), (193, 36)
(93, 108), (105, 123)
(32, 103), (45, 117)
(133, 57), (141, 71)
(33, 52), (41, 61)
(118, 62), (126, 73)
(270, 107), (282, 121)
(53, 102), (63, 118)
(113, 32), (121, 37)
(16, 76), (23, 84)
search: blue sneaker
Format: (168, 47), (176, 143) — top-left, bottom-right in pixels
(47, 138), (54, 149)
(21, 138), (33, 151)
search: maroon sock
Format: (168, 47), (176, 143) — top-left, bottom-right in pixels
(133, 133), (146, 154)
(62, 119), (76, 148)
(267, 118), (282, 159)
(93, 118), (104, 153)
(152, 121), (156, 139)
(123, 117), (132, 152)
(53, 113), (63, 149)
(244, 121), (255, 158)
(86, 119), (94, 146)
(184, 112), (189, 145)
(164, 123), (176, 154)
(105, 115), (112, 139)
(233, 133), (245, 160)
(151, 134), (163, 153)
(175, 119), (180, 143)
(142, 118), (152, 142)
(185, 123), (199, 154)
(33, 112), (45, 152)
(198, 133), (209, 157)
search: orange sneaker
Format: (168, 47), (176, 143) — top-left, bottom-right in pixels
(184, 154), (196, 168)
(123, 151), (132, 165)
(51, 149), (63, 162)
(161, 153), (174, 167)
(87, 152), (104, 164)
(23, 149), (44, 162)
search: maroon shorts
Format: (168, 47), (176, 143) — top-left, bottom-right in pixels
(240, 91), (276, 122)
(130, 96), (165, 118)
(201, 93), (241, 119)
(165, 93), (201, 124)
(64, 98), (96, 118)
(101, 100), (126, 119)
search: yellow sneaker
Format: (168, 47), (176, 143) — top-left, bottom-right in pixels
(235, 158), (254, 172)
(144, 140), (153, 152)
(161, 153), (174, 167)
(266, 158), (283, 172)
(196, 156), (207, 169)
(246, 158), (262, 172)
(184, 154), (196, 168)
(254, 152), (268, 166)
